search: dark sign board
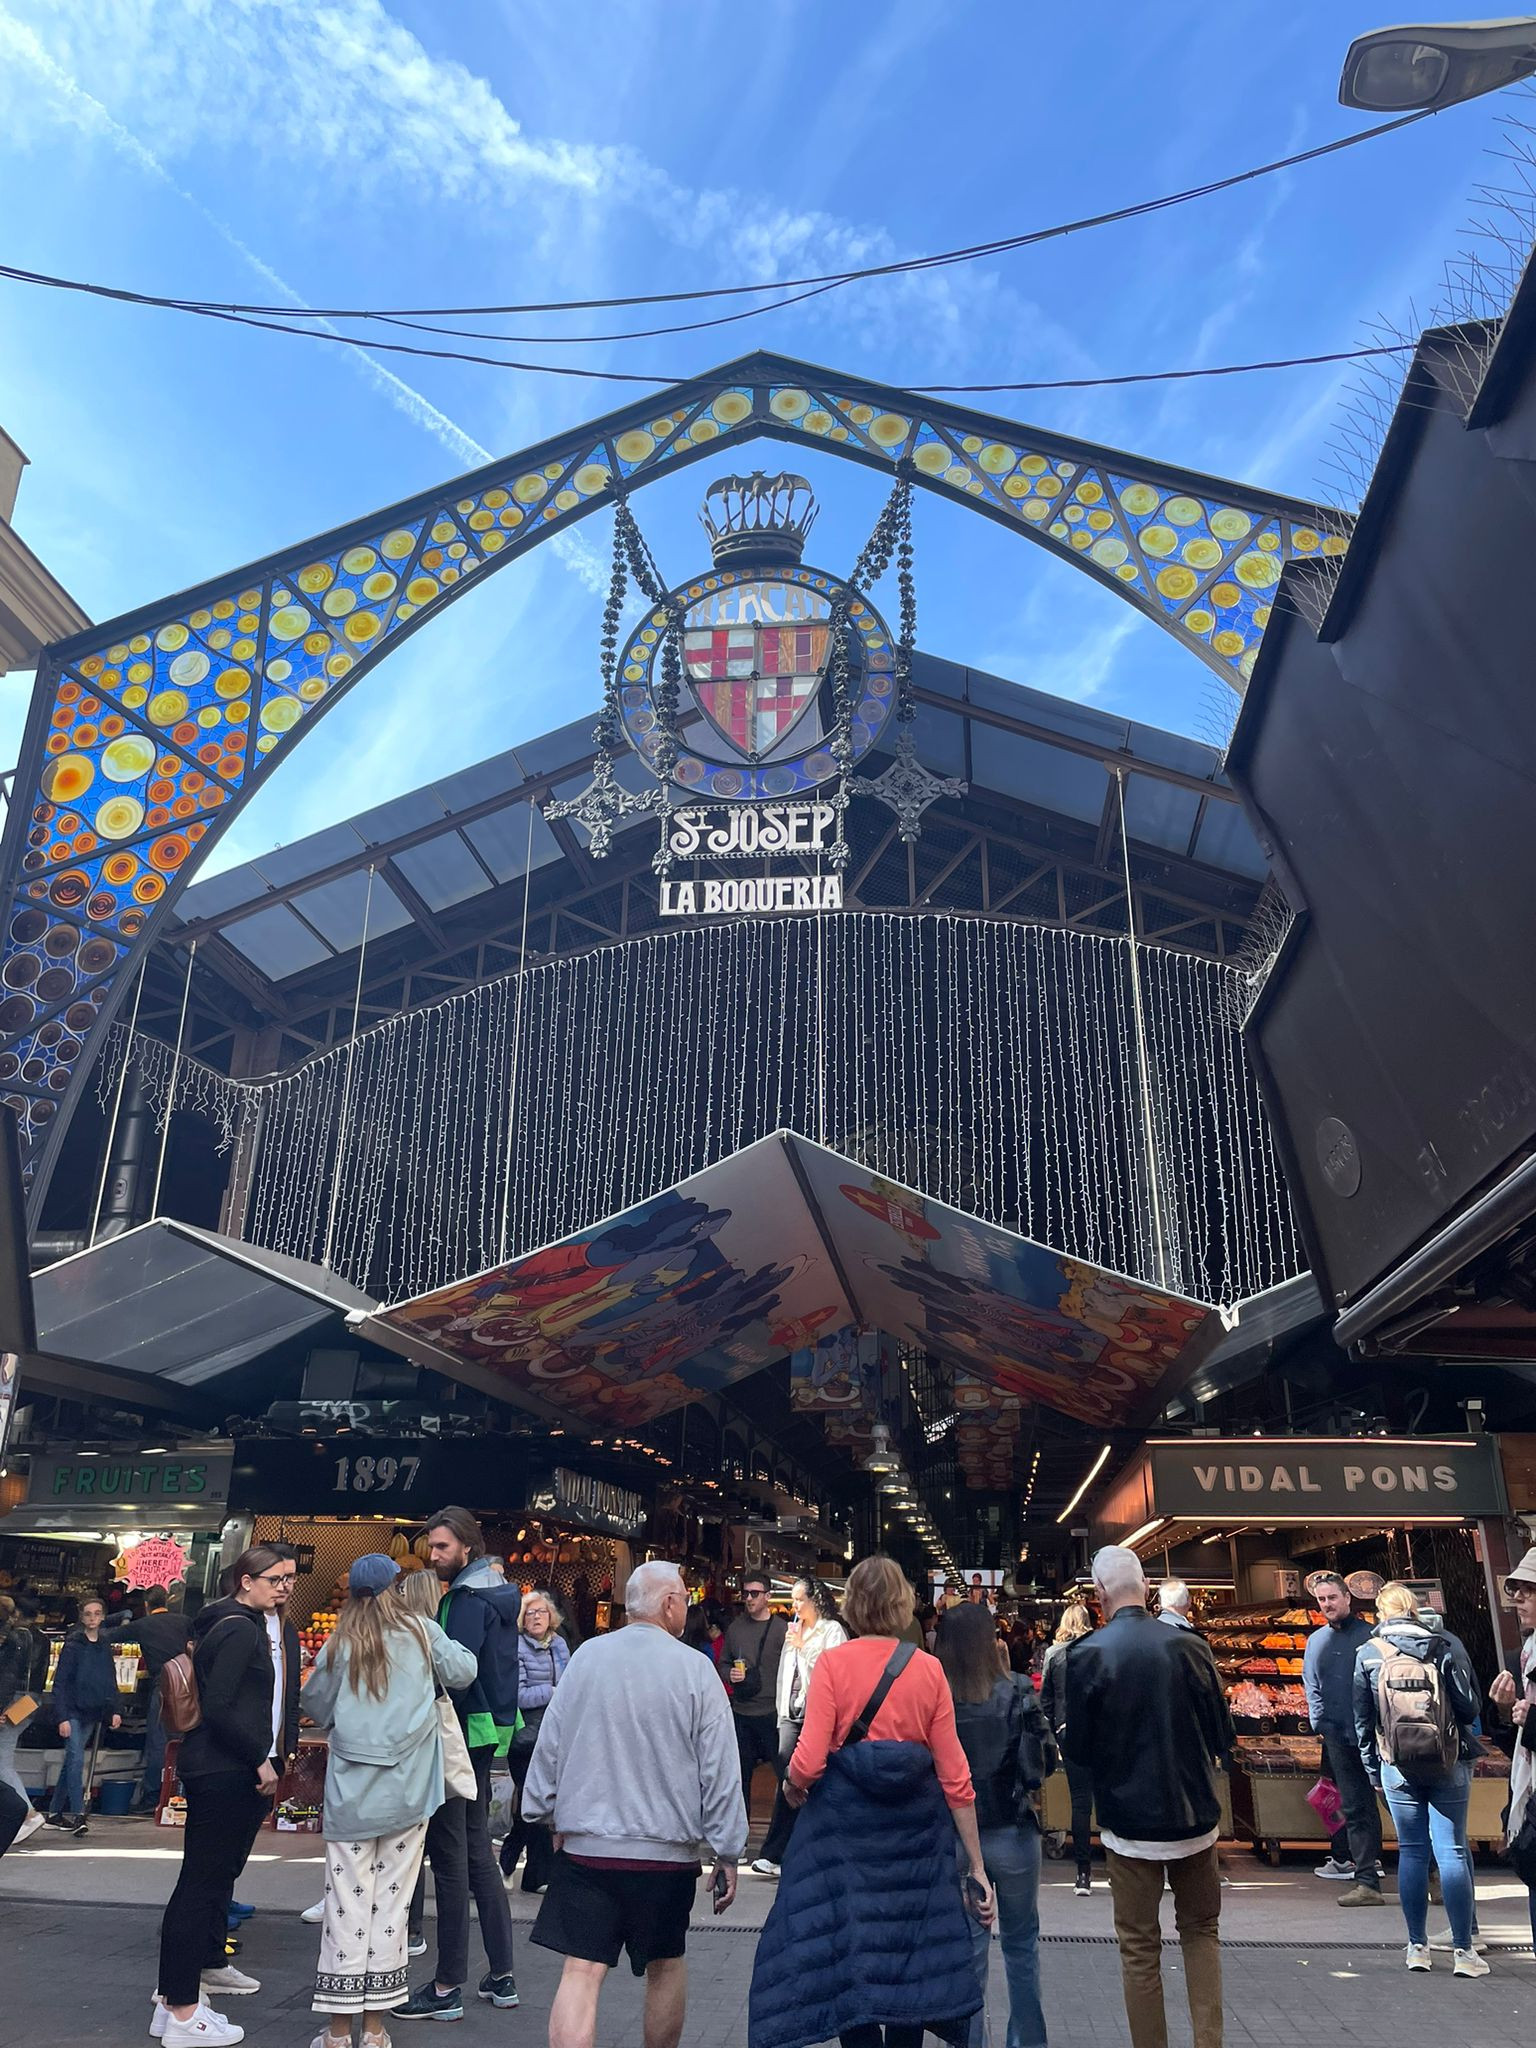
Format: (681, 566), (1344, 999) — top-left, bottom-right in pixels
(1146, 1438), (1504, 1521)
(29, 1447), (231, 1507)
(527, 1466), (647, 1538)
(232, 1438), (650, 1536)
(232, 1436), (519, 1518)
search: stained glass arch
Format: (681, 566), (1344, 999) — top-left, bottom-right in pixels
(0, 349), (1350, 1211)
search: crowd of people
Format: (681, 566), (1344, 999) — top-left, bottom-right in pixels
(7, 1534), (1536, 2048)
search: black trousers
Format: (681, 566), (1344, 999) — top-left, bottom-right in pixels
(1064, 1758), (1095, 1873)
(734, 1712), (780, 1818)
(1322, 1730), (1382, 1884)
(0, 1780), (26, 1856)
(840, 2029), (924, 2048)
(758, 1720), (800, 1864)
(423, 1742), (516, 1989)
(498, 1720), (554, 1888)
(158, 1771), (269, 2006)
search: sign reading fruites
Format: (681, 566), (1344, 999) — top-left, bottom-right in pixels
(31, 1449), (232, 1504)
(658, 803), (843, 919)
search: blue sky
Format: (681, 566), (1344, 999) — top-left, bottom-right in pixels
(0, 1), (1521, 874)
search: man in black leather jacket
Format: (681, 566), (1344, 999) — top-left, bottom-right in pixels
(1064, 1546), (1233, 2048)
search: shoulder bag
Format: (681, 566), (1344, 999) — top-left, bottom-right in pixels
(414, 1618), (477, 1802)
(840, 1640), (917, 1748)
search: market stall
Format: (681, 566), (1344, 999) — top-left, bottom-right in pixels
(234, 1433), (650, 1646)
(1093, 1434), (1512, 1858)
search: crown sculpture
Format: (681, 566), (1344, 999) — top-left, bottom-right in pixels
(700, 470), (819, 567)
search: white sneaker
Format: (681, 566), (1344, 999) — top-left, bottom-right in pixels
(199, 1966), (260, 1996)
(1405, 1942), (1432, 1971)
(150, 1998), (169, 2039)
(1429, 1928), (1489, 1952)
(301, 1899), (326, 1923)
(1314, 1857), (1354, 1879)
(162, 2007), (245, 2046)
(1454, 1947), (1492, 1979)
(14, 1807), (46, 1845)
(749, 1857), (780, 1877)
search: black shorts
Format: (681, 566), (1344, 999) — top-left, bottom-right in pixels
(530, 1852), (699, 1976)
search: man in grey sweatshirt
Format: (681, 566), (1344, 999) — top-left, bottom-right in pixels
(522, 1560), (747, 2048)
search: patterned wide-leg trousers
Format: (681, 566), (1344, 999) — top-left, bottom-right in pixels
(314, 1821), (429, 2015)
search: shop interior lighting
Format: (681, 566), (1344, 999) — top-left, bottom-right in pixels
(1055, 1444), (1112, 1524)
(1126, 1516), (1168, 1549)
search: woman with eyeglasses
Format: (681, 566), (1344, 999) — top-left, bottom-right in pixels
(152, 1545), (303, 2047)
(1489, 1550), (1536, 1945)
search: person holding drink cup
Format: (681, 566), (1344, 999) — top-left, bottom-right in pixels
(722, 1576), (788, 1827)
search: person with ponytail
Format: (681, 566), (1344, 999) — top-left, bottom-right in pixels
(300, 1554), (477, 2048)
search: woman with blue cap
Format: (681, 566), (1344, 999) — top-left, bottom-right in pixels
(301, 1554), (477, 2048)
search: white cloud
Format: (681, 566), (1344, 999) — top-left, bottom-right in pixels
(0, 0), (1090, 384)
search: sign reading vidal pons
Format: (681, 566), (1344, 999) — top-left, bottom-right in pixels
(658, 801), (843, 918)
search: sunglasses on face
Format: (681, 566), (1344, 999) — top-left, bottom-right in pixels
(1506, 1580), (1536, 1599)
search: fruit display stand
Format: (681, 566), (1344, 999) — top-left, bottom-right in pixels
(1230, 1731), (1510, 1863)
(1041, 1768), (1234, 1841)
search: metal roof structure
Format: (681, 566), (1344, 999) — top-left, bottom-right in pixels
(139, 650), (1268, 1073)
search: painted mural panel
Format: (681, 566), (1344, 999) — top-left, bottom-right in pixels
(795, 1140), (1212, 1428)
(375, 1134), (847, 1427)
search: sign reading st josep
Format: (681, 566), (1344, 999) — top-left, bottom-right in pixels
(658, 803), (843, 919)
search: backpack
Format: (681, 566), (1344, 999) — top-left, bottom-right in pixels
(157, 1613), (244, 1736)
(159, 1650), (202, 1734)
(1375, 1639), (1459, 1778)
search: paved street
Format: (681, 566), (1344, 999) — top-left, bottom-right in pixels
(6, 1895), (1536, 2048)
(6, 1817), (1536, 2048)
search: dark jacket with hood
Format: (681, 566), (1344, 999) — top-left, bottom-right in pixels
(50, 1626), (121, 1723)
(1062, 1606), (1233, 1844)
(1352, 1611), (1481, 1785)
(436, 1557), (522, 1742)
(176, 1597), (301, 1783)
(749, 1740), (981, 2048)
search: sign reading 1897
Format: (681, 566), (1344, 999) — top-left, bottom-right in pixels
(333, 1453), (421, 1495)
(659, 802), (843, 919)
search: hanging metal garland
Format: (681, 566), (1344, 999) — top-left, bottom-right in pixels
(548, 469), (958, 879)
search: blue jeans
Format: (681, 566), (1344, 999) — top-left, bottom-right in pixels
(0, 1707), (37, 1804)
(967, 1822), (1047, 2048)
(49, 1716), (98, 1816)
(1380, 1761), (1473, 1948)
(140, 1690), (167, 1803)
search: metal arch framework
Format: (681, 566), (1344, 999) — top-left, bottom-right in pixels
(0, 348), (1350, 1215)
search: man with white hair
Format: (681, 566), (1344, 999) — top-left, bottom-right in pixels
(1158, 1580), (1195, 1630)
(1064, 1546), (1233, 2048)
(521, 1560), (747, 2048)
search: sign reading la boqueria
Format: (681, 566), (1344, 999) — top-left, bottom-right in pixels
(1143, 1436), (1505, 1521)
(658, 802), (844, 918)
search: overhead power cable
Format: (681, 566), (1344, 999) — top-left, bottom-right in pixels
(0, 109), (1431, 342)
(0, 258), (1424, 391)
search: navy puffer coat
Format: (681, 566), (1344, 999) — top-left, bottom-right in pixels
(749, 1739), (981, 2048)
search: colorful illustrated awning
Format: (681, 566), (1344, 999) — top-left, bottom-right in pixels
(359, 1133), (1218, 1432)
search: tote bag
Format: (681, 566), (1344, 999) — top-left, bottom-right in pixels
(436, 1690), (477, 1802)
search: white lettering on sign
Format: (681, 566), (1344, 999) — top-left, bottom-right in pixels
(659, 874), (844, 919)
(688, 581), (826, 628)
(668, 803), (835, 860)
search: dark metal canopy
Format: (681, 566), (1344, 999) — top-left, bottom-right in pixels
(142, 651), (1267, 1074)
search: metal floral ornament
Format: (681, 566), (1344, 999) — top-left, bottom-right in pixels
(0, 350), (1349, 1208)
